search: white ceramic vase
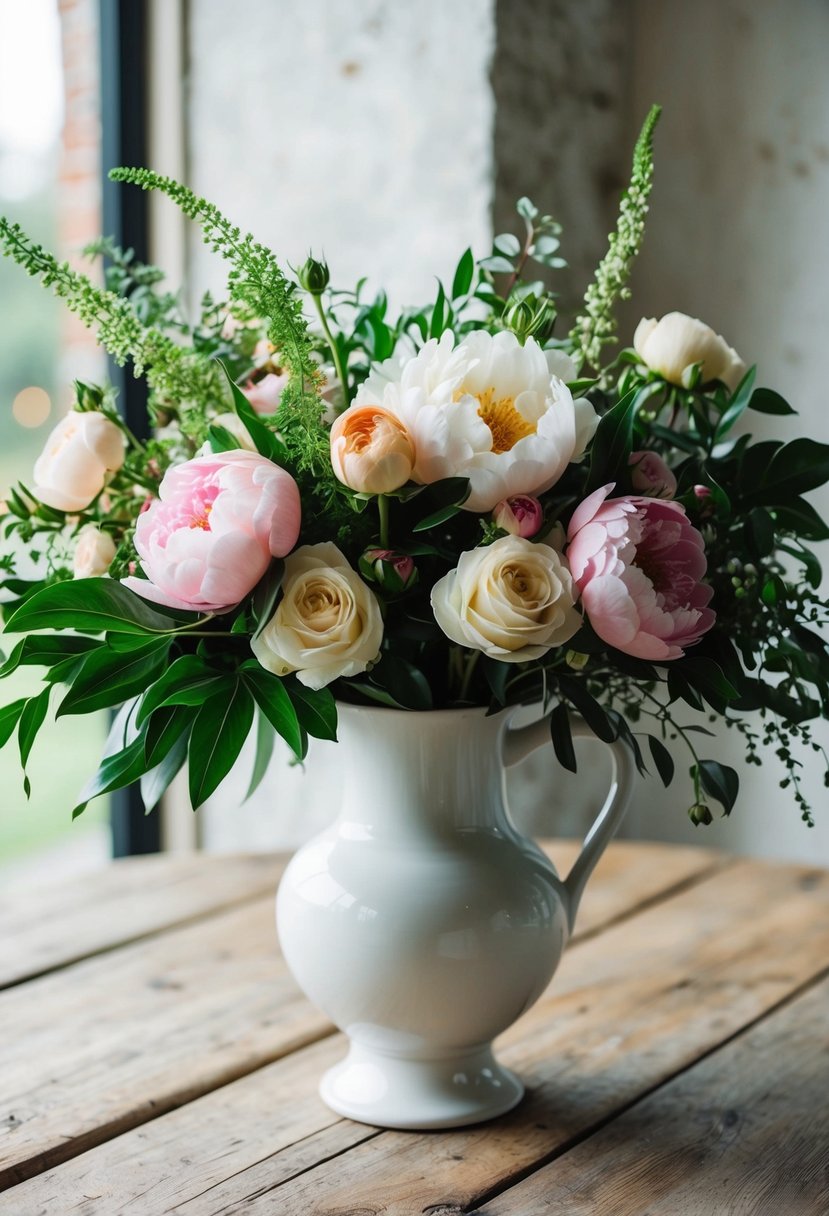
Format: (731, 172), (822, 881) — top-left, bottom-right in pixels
(276, 703), (634, 1130)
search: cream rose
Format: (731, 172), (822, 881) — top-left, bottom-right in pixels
(73, 525), (117, 578)
(252, 542), (383, 690)
(633, 312), (746, 392)
(33, 411), (125, 512)
(430, 535), (581, 663)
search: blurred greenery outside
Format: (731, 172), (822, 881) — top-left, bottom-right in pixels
(0, 191), (109, 862)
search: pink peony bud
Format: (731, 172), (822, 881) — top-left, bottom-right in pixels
(566, 485), (715, 661)
(628, 451), (677, 499)
(122, 450), (301, 614)
(492, 494), (544, 538)
(693, 484), (712, 500)
(242, 371), (290, 415)
(359, 547), (418, 593)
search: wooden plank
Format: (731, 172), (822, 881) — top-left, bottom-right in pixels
(482, 974), (829, 1215)
(0, 853), (287, 989)
(1, 856), (824, 1215)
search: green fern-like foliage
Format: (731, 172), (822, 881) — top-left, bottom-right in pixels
(108, 168), (327, 468)
(570, 104), (662, 370)
(0, 216), (221, 434)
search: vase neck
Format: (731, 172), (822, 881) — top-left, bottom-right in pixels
(335, 705), (510, 837)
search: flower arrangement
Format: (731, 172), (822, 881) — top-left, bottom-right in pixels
(0, 106), (827, 825)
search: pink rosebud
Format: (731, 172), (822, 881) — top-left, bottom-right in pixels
(693, 484), (712, 500)
(628, 451), (677, 499)
(122, 450), (301, 614)
(492, 494), (544, 538)
(242, 371), (290, 415)
(359, 548), (418, 592)
(566, 485), (715, 661)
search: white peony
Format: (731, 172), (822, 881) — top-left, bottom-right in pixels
(251, 542), (383, 690)
(353, 330), (597, 512)
(430, 534), (581, 663)
(33, 410), (125, 513)
(633, 312), (746, 392)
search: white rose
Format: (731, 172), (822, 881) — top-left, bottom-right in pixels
(431, 535), (581, 663)
(73, 525), (117, 578)
(252, 542), (383, 690)
(633, 312), (746, 392)
(33, 411), (125, 513)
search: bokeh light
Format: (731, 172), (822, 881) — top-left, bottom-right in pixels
(12, 385), (51, 428)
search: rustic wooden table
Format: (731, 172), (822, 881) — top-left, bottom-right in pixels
(0, 842), (827, 1215)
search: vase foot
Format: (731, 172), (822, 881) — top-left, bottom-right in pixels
(319, 1041), (524, 1130)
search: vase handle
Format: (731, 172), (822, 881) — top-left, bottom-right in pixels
(503, 714), (635, 934)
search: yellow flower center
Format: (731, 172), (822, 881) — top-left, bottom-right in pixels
(189, 503), (213, 530)
(459, 385), (536, 454)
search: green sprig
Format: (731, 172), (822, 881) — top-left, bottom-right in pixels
(570, 104), (661, 369)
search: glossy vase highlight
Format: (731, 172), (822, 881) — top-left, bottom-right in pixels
(276, 704), (634, 1130)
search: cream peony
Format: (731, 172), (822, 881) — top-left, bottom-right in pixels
(33, 411), (125, 512)
(73, 525), (116, 578)
(430, 535), (581, 663)
(353, 330), (597, 512)
(252, 542), (383, 690)
(633, 312), (746, 392)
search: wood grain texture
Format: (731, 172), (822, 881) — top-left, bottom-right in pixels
(481, 975), (829, 1215)
(0, 853), (286, 989)
(3, 855), (825, 1215)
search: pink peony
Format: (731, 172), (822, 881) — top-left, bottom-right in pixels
(123, 450), (301, 614)
(566, 484), (715, 661)
(628, 450), (677, 499)
(242, 371), (290, 414)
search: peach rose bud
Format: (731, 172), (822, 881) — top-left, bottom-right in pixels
(628, 451), (677, 499)
(330, 406), (415, 495)
(493, 494), (544, 538)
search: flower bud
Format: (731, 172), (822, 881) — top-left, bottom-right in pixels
(73, 525), (116, 578)
(493, 494), (544, 539)
(298, 256), (330, 295)
(359, 548), (418, 594)
(503, 292), (556, 344)
(565, 650), (589, 671)
(628, 451), (677, 499)
(330, 406), (415, 494)
(693, 484), (712, 500)
(688, 803), (714, 826)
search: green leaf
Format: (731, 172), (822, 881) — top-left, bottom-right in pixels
(73, 731), (150, 819)
(549, 702), (577, 773)
(745, 506), (776, 558)
(144, 704), (194, 767)
(57, 638), (171, 717)
(245, 709), (276, 802)
(429, 281), (448, 339)
(696, 759), (739, 815)
(188, 681), (255, 808)
(556, 675), (618, 744)
(749, 387), (796, 416)
(479, 255), (515, 274)
(585, 386), (637, 493)
(136, 655), (213, 725)
(371, 653), (433, 711)
(411, 477), (471, 532)
(715, 365), (756, 437)
(241, 663), (304, 759)
(218, 359), (289, 464)
(494, 233), (521, 257)
(250, 559), (285, 640)
(772, 498), (829, 542)
(451, 248), (474, 300)
(207, 423), (242, 452)
(648, 735), (675, 787)
(18, 687), (51, 784)
(160, 674), (235, 709)
(287, 678), (338, 741)
(745, 438), (829, 505)
(0, 698), (27, 749)
(5, 579), (187, 636)
(141, 728), (190, 814)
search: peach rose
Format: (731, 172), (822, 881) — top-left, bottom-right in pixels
(330, 405), (415, 495)
(33, 411), (125, 512)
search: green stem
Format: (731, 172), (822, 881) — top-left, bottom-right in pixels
(457, 650), (481, 702)
(312, 293), (350, 410)
(378, 494), (390, 548)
